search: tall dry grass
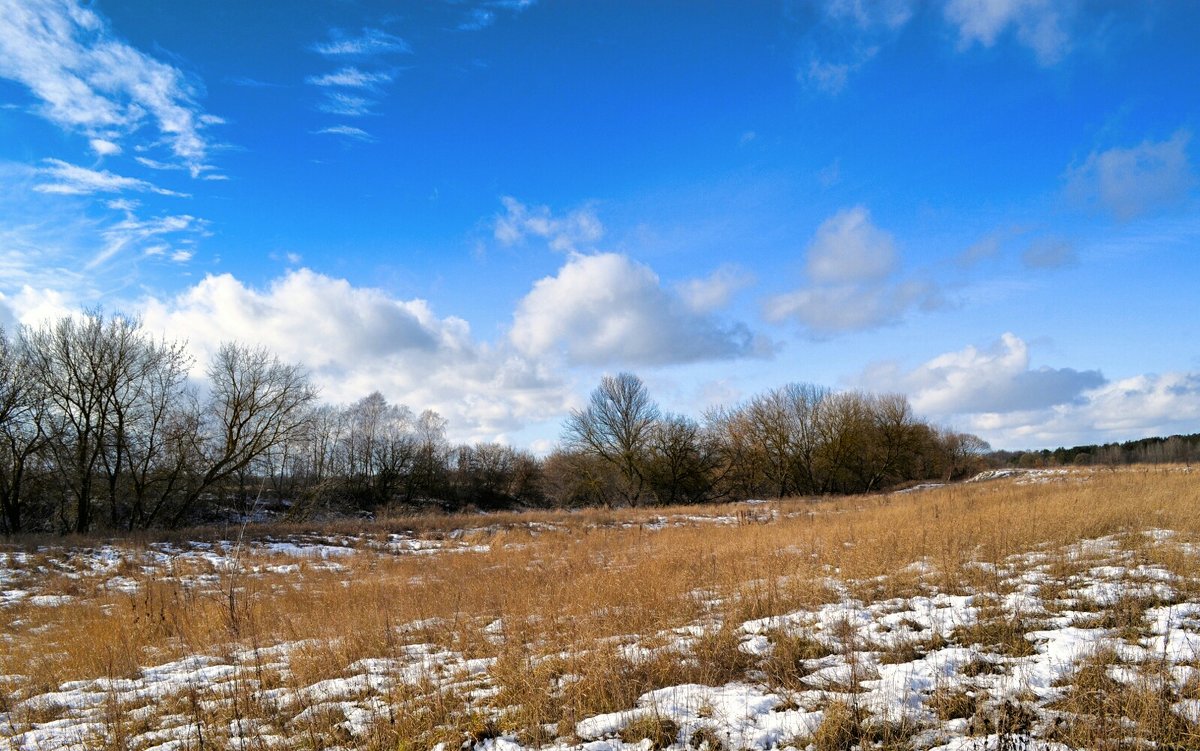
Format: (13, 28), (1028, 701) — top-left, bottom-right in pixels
(1, 466), (1198, 748)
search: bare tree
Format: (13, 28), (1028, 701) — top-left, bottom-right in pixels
(0, 330), (52, 534)
(939, 429), (991, 481)
(21, 312), (178, 532)
(645, 413), (717, 505)
(563, 372), (660, 506)
(168, 343), (317, 526)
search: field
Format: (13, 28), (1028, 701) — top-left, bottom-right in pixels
(2, 466), (1200, 750)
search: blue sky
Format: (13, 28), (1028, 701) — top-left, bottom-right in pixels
(1, 0), (1198, 451)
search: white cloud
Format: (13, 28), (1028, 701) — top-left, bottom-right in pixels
(308, 28), (407, 124)
(804, 58), (856, 95)
(956, 225), (1028, 267)
(1021, 237), (1077, 269)
(765, 280), (936, 334)
(765, 206), (936, 334)
(314, 125), (376, 142)
(459, 8), (497, 31)
(34, 158), (184, 196)
(510, 252), (771, 366)
(1065, 130), (1194, 221)
(138, 269), (569, 443)
(805, 206), (896, 283)
(307, 66), (392, 89)
(93, 213), (202, 268)
(89, 138), (120, 156)
(951, 371), (1200, 449)
(860, 333), (1105, 416)
(493, 196), (604, 253)
(318, 92), (376, 117)
(676, 265), (755, 313)
(458, 1), (538, 31)
(797, 1), (910, 93)
(0, 0), (218, 174)
(311, 28), (411, 57)
(853, 333), (1200, 448)
(825, 0), (916, 30)
(0, 286), (76, 329)
(944, 0), (1072, 65)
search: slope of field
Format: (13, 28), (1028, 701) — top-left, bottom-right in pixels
(2, 467), (1199, 750)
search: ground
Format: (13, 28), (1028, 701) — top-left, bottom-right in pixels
(2, 467), (1199, 750)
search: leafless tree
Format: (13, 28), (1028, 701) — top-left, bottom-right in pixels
(21, 312), (182, 532)
(0, 330), (52, 534)
(168, 343), (317, 526)
(563, 372), (660, 506)
(645, 413), (718, 505)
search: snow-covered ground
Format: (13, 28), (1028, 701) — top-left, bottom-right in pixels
(3, 517), (1200, 749)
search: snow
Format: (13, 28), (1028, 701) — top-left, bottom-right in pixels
(5, 518), (1200, 750)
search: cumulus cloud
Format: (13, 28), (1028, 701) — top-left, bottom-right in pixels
(765, 206), (938, 334)
(0, 286), (76, 329)
(493, 196), (604, 253)
(860, 333), (1105, 416)
(89, 138), (120, 156)
(765, 280), (937, 334)
(951, 371), (1200, 449)
(139, 269), (570, 443)
(675, 265), (755, 313)
(853, 333), (1200, 447)
(0, 0), (218, 174)
(805, 206), (897, 283)
(1065, 130), (1194, 221)
(510, 253), (771, 366)
(944, 0), (1071, 65)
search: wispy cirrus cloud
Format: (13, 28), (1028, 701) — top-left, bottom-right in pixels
(317, 92), (376, 117)
(308, 26), (410, 132)
(34, 159), (186, 197)
(307, 66), (393, 89)
(0, 0), (221, 175)
(313, 125), (376, 142)
(311, 27), (411, 57)
(92, 211), (205, 269)
(456, 0), (537, 32)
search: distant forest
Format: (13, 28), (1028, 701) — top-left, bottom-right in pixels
(1, 312), (1001, 535)
(992, 434), (1199, 469)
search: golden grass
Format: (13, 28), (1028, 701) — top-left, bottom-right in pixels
(2, 465), (1200, 748)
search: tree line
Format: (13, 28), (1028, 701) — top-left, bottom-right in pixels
(0, 312), (992, 535)
(992, 433), (1199, 469)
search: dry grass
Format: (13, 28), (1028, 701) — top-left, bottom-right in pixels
(2, 465), (1200, 748)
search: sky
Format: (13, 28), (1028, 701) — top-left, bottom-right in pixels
(0, 0), (1198, 453)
